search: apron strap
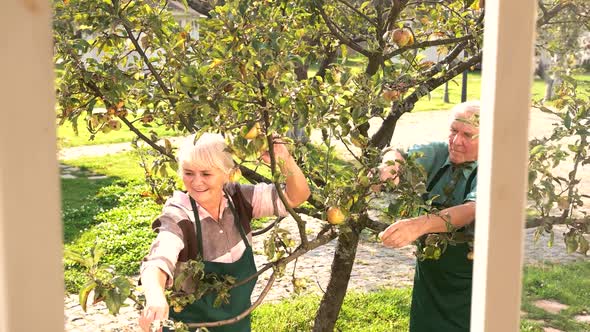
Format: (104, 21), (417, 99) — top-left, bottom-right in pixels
(189, 191), (252, 258)
(425, 164), (477, 203)
(224, 189), (251, 249)
(426, 164), (451, 193)
(463, 166), (478, 200)
(189, 196), (205, 256)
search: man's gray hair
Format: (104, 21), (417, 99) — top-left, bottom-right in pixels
(450, 101), (480, 127)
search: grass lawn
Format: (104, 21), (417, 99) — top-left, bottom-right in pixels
(250, 261), (590, 331)
(521, 262), (590, 332)
(57, 118), (181, 148)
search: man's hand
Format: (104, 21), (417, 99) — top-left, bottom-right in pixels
(379, 217), (427, 248)
(373, 149), (404, 191)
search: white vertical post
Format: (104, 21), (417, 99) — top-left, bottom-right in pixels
(0, 1), (63, 332)
(472, 0), (537, 331)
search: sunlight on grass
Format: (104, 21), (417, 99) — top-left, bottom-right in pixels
(57, 118), (181, 148)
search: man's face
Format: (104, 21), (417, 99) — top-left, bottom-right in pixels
(448, 111), (479, 164)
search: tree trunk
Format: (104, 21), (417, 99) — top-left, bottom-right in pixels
(544, 77), (555, 101)
(369, 108), (404, 149)
(312, 228), (360, 332)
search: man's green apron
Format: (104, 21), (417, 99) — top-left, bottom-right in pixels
(410, 164), (477, 332)
(166, 194), (257, 332)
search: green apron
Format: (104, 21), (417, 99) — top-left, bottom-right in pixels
(167, 194), (257, 332)
(409, 165), (477, 332)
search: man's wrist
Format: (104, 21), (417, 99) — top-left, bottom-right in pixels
(416, 215), (433, 235)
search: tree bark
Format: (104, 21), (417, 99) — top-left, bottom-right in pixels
(312, 228), (360, 332)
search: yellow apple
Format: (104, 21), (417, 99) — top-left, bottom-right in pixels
(392, 28), (414, 47)
(327, 207), (346, 225)
(382, 89), (401, 102)
(229, 168), (242, 182)
(141, 114), (154, 123)
(243, 123), (261, 140)
(108, 119), (122, 131)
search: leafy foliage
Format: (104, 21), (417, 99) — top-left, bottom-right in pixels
(528, 78), (590, 254)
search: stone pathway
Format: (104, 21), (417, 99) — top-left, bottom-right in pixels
(62, 109), (590, 331)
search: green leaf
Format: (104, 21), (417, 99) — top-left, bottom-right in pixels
(64, 248), (91, 268)
(79, 280), (97, 312)
(564, 112), (572, 130)
(530, 145), (545, 156)
(567, 144), (579, 153)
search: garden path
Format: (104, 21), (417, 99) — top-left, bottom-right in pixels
(62, 108), (590, 331)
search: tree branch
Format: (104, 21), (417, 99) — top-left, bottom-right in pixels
(185, 272), (277, 329)
(186, 0), (213, 18)
(385, 0), (405, 32)
(384, 34), (477, 59)
(252, 217), (284, 236)
(118, 16), (193, 132)
(369, 51), (481, 149)
(335, 0), (378, 28)
(119, 117), (175, 159)
(314, 0), (372, 57)
(230, 229), (338, 289)
(537, 2), (576, 27)
(63, 47), (172, 158)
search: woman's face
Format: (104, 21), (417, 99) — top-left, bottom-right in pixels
(181, 163), (228, 206)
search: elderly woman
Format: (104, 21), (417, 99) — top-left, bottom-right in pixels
(139, 133), (310, 332)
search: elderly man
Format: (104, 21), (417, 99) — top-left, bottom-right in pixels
(378, 101), (479, 332)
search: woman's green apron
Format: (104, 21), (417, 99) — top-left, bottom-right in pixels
(410, 165), (477, 332)
(166, 194), (257, 332)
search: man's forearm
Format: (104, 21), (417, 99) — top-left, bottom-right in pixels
(420, 202), (476, 234)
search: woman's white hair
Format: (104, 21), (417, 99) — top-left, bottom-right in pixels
(177, 133), (235, 177)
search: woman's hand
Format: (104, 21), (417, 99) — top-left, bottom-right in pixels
(261, 137), (292, 165)
(139, 291), (169, 332)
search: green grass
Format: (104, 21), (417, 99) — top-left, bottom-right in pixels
(62, 177), (116, 243)
(412, 71), (590, 112)
(57, 118), (181, 148)
(62, 151), (150, 181)
(252, 288), (412, 332)
(63, 179), (161, 292)
(251, 261), (590, 332)
(521, 262), (590, 332)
